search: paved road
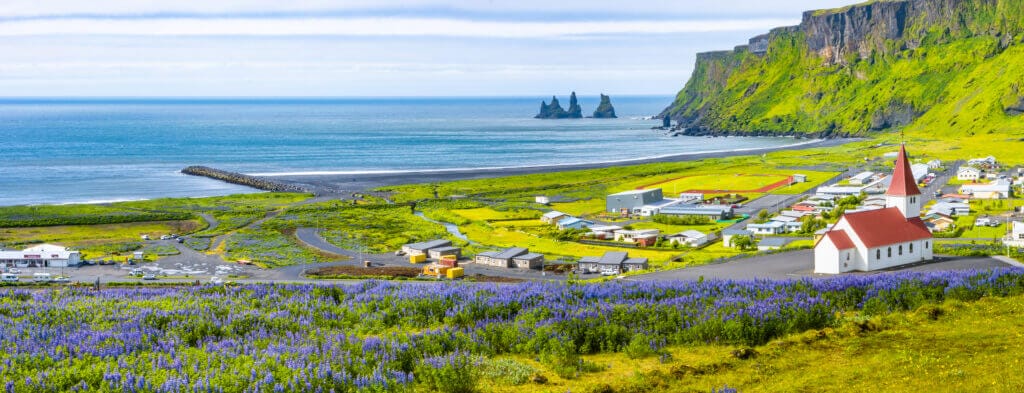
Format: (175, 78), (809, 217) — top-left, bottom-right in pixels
(630, 249), (1016, 281)
(198, 213), (219, 233)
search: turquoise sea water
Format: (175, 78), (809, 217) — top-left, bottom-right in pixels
(0, 96), (800, 206)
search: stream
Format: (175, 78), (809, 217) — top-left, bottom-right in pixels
(413, 211), (468, 241)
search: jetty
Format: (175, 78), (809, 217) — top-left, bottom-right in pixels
(181, 166), (312, 193)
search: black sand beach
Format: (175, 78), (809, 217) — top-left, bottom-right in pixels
(261, 138), (856, 193)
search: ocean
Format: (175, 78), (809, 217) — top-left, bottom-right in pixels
(0, 96), (801, 206)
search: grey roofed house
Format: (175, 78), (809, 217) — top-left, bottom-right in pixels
(474, 247), (529, 268)
(722, 229), (753, 236)
(659, 205), (733, 220)
(427, 246), (461, 259)
(757, 237), (790, 249)
(622, 257), (649, 272)
(401, 239), (453, 255)
(512, 252), (545, 269)
(598, 251), (629, 265)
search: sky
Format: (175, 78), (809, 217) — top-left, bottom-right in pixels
(0, 1), (855, 97)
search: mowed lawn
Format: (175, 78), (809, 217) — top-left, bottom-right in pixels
(0, 220), (202, 258)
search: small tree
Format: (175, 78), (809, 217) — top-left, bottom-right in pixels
(756, 209), (770, 223)
(730, 235), (757, 251)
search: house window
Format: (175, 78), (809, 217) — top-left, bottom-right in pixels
(887, 247), (892, 258)
(876, 249), (881, 259)
(910, 243), (914, 253)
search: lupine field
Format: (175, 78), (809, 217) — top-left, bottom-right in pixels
(2, 269), (1024, 392)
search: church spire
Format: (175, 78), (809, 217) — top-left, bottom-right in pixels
(886, 143), (921, 197)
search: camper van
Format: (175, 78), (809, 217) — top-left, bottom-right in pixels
(1, 273), (17, 282)
(33, 273), (52, 283)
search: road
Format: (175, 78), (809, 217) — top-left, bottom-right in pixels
(630, 250), (1017, 281)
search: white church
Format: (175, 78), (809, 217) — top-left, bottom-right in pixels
(814, 144), (934, 274)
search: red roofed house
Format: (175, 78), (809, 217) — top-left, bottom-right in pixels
(814, 144), (933, 273)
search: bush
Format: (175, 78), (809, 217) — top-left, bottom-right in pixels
(416, 352), (482, 393)
(652, 214), (711, 225)
(480, 358), (536, 386)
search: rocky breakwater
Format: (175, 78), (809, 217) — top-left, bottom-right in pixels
(181, 166), (311, 193)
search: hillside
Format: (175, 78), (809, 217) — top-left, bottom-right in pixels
(662, 0), (1024, 138)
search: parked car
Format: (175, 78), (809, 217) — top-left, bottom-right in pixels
(141, 234), (150, 240)
(142, 273), (157, 281)
(6, 268), (22, 274)
(53, 276), (71, 283)
(159, 235), (171, 240)
(176, 237), (185, 244)
(210, 276), (224, 285)
(1, 273), (18, 282)
(130, 268), (144, 277)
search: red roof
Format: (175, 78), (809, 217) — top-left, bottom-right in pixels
(886, 144), (921, 197)
(822, 230), (856, 250)
(840, 207), (932, 248)
(792, 205), (816, 211)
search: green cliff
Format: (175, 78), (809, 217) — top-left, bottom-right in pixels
(662, 0), (1024, 137)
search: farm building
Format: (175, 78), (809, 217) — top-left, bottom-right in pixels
(540, 210), (568, 224)
(638, 198), (688, 217)
(0, 244), (81, 268)
(535, 196), (550, 205)
(665, 230), (709, 247)
(557, 217), (594, 230)
(792, 174), (807, 183)
(578, 251), (648, 275)
(849, 171), (875, 185)
(927, 202), (970, 217)
(401, 239), (452, 257)
(474, 247), (528, 268)
(427, 246), (462, 260)
(606, 189), (663, 214)
(678, 192), (704, 202)
(959, 180), (1012, 199)
(927, 160), (942, 169)
(659, 205), (733, 220)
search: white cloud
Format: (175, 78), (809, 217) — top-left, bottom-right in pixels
(0, 17), (798, 37)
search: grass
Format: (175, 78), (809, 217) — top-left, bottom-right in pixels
(0, 220), (201, 259)
(485, 294), (1024, 393)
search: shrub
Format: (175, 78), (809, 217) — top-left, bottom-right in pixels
(417, 352), (482, 393)
(480, 358), (536, 386)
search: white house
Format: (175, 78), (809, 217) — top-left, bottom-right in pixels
(666, 230), (709, 247)
(614, 229), (660, 244)
(927, 201), (970, 217)
(535, 196), (550, 205)
(815, 144), (934, 274)
(746, 221), (786, 235)
(0, 244), (81, 268)
(1005, 221), (1024, 247)
(678, 192), (704, 202)
(638, 198), (688, 216)
(957, 166), (983, 181)
(927, 160), (942, 169)
(849, 171), (875, 185)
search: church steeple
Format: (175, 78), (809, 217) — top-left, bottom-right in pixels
(885, 144), (922, 218)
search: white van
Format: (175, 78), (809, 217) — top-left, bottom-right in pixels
(1, 273), (17, 282)
(33, 273), (52, 283)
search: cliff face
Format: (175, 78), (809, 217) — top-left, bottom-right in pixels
(664, 0), (1024, 137)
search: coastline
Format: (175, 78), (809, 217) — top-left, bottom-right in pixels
(265, 137), (857, 193)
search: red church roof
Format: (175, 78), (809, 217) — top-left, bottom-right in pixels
(886, 144), (921, 197)
(822, 230), (855, 250)
(840, 207), (932, 248)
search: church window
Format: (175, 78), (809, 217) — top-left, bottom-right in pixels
(887, 247), (892, 258)
(910, 243), (913, 253)
(899, 245), (903, 255)
(926, 241), (929, 249)
(876, 249), (881, 259)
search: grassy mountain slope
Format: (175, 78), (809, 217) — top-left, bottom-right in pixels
(664, 0), (1024, 138)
